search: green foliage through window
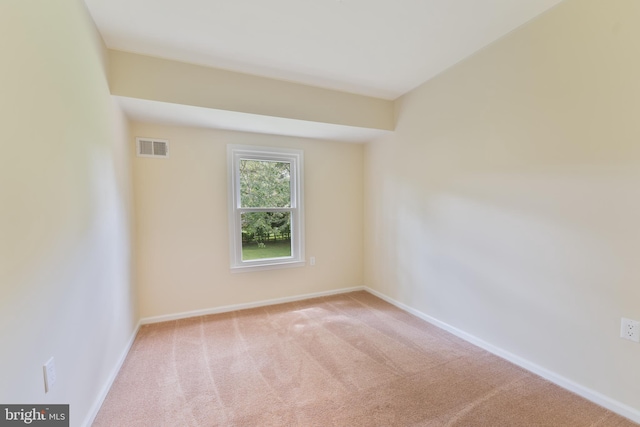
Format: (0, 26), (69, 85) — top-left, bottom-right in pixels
(239, 160), (293, 260)
(240, 160), (290, 208)
(228, 145), (303, 269)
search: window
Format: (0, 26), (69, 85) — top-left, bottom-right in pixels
(227, 145), (304, 271)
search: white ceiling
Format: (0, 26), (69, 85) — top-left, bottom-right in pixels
(86, 0), (564, 141)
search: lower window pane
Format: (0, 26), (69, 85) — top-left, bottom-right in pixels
(241, 212), (292, 261)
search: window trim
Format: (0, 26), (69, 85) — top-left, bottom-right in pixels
(227, 144), (305, 272)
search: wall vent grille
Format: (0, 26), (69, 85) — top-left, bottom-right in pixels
(136, 137), (169, 158)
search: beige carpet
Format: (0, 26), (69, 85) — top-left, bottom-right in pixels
(93, 291), (637, 426)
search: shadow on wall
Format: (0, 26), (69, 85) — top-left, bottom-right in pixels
(373, 165), (640, 377)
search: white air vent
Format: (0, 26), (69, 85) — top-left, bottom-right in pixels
(136, 137), (169, 158)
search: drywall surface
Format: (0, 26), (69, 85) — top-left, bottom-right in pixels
(132, 123), (364, 318)
(365, 0), (640, 415)
(0, 1), (136, 425)
(110, 50), (394, 131)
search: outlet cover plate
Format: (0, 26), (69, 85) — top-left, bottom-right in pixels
(43, 357), (56, 393)
(620, 318), (640, 343)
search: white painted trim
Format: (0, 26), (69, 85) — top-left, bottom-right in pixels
(226, 144), (305, 271)
(230, 259), (306, 273)
(140, 286), (366, 325)
(81, 320), (142, 427)
(363, 287), (640, 425)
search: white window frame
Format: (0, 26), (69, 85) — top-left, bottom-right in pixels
(227, 145), (305, 272)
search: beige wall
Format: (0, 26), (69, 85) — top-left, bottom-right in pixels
(365, 0), (640, 416)
(132, 123), (364, 319)
(0, 1), (136, 426)
(110, 50), (394, 131)
(4, 0), (639, 423)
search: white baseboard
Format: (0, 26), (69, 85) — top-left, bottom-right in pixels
(81, 320), (141, 427)
(140, 286), (366, 325)
(364, 287), (640, 425)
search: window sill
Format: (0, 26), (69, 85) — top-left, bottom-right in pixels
(230, 260), (306, 273)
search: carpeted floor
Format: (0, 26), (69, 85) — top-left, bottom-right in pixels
(93, 291), (637, 426)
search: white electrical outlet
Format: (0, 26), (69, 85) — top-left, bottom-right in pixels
(620, 318), (640, 343)
(310, 256), (316, 266)
(43, 357), (57, 393)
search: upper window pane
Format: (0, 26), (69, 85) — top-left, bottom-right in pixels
(240, 160), (291, 208)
